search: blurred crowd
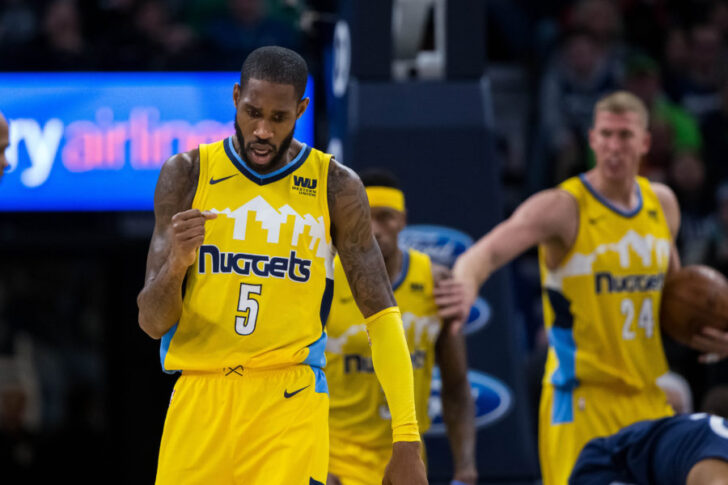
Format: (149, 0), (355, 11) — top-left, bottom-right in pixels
(0, 0), (330, 71)
(3, 0), (728, 481)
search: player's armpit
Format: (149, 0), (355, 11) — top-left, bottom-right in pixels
(327, 159), (396, 316)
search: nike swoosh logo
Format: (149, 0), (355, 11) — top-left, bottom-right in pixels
(284, 385), (310, 399)
(209, 174), (238, 185)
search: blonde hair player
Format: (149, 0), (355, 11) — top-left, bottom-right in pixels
(452, 91), (728, 485)
(325, 169), (476, 485)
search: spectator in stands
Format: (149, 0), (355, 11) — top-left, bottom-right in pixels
(701, 79), (728, 195)
(0, 365), (41, 483)
(671, 23), (727, 121)
(623, 53), (702, 183)
(533, 28), (622, 189)
(620, 0), (672, 61)
(568, 0), (624, 60)
(131, 0), (202, 69)
(0, 0), (37, 47)
(203, 0), (303, 69)
(669, 151), (713, 264)
(699, 183), (728, 275)
(36, 0), (97, 70)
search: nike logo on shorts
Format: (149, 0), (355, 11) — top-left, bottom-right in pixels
(209, 174), (238, 185)
(284, 385), (310, 399)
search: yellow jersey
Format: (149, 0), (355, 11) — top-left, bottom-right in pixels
(539, 174), (672, 422)
(326, 248), (442, 449)
(161, 137), (335, 380)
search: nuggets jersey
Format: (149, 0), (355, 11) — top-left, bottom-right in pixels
(326, 249), (442, 448)
(160, 137), (335, 374)
(539, 175), (672, 420)
(570, 413), (728, 485)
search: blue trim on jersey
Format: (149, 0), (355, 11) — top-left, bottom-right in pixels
(160, 323), (180, 374)
(549, 327), (578, 423)
(391, 249), (410, 291)
(310, 478), (325, 485)
(224, 136), (310, 185)
(552, 388), (574, 425)
(319, 277), (334, 330)
(304, 332), (328, 394)
(579, 173), (643, 218)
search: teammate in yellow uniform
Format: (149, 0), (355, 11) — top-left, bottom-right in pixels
(325, 169), (476, 485)
(137, 47), (427, 485)
(451, 91), (728, 485)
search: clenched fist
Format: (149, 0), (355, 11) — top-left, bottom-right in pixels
(169, 209), (217, 270)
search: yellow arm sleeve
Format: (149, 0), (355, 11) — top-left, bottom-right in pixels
(365, 306), (420, 443)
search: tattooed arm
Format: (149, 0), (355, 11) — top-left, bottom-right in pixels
(328, 160), (427, 485)
(137, 149), (217, 339)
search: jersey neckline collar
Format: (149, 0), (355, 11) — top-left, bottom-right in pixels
(578, 173), (643, 218)
(391, 249), (410, 291)
(224, 136), (310, 185)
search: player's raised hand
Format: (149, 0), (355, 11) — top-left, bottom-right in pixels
(382, 441), (428, 485)
(445, 272), (479, 335)
(169, 209), (217, 270)
(434, 277), (468, 328)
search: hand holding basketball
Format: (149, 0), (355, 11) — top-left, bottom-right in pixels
(660, 265), (728, 362)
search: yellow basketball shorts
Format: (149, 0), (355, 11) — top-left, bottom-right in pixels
(538, 383), (674, 485)
(328, 433), (426, 485)
(156, 365), (329, 485)
(328, 435), (391, 485)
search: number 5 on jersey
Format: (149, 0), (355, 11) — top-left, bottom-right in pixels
(236, 283), (262, 335)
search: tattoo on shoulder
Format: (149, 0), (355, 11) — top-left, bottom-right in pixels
(155, 149), (200, 217)
(327, 159), (396, 313)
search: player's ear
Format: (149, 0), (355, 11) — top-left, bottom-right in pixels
(233, 83), (241, 107)
(296, 97), (310, 119)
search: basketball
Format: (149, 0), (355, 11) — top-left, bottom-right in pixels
(660, 265), (728, 346)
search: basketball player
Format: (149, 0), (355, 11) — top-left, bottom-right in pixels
(325, 169), (477, 485)
(0, 112), (9, 180)
(137, 47), (427, 485)
(570, 413), (728, 485)
(451, 91), (728, 484)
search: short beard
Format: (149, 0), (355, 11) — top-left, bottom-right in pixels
(234, 118), (296, 173)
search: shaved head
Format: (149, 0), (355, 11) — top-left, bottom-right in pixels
(0, 112), (8, 181)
